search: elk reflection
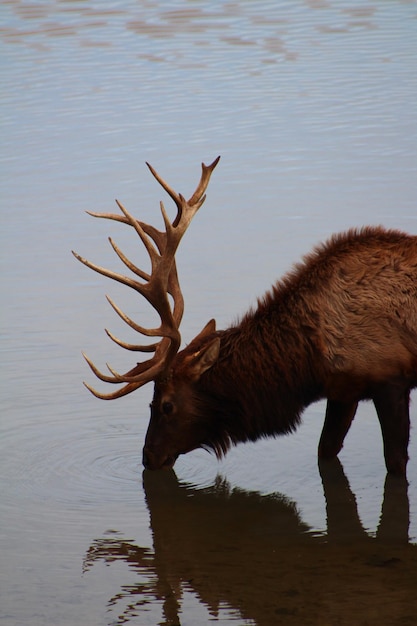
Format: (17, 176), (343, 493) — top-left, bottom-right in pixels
(84, 461), (415, 625)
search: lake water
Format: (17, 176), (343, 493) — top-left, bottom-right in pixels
(1, 1), (417, 625)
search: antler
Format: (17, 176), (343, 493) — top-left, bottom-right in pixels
(72, 156), (220, 399)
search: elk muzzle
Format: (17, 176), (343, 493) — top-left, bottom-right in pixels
(142, 446), (178, 470)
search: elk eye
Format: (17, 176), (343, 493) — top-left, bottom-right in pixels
(162, 401), (174, 415)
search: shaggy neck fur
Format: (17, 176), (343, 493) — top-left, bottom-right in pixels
(192, 285), (324, 457)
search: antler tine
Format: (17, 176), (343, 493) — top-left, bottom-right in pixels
(147, 156), (221, 226)
(74, 157), (220, 398)
(83, 380), (144, 400)
(187, 155), (221, 208)
(105, 328), (158, 352)
(105, 295), (159, 338)
(108, 237), (150, 282)
(82, 351), (122, 383)
(71, 249), (149, 296)
(146, 161), (182, 211)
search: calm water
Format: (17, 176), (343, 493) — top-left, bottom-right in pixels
(1, 1), (417, 624)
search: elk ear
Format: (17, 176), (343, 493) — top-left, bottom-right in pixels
(193, 319), (216, 342)
(187, 337), (221, 381)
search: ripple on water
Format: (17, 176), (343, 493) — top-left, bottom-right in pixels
(2, 417), (144, 510)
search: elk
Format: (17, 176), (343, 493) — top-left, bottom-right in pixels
(72, 157), (417, 475)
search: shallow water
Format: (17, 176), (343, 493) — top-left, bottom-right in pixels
(1, 1), (417, 624)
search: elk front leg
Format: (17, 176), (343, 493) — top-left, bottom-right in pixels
(373, 386), (410, 476)
(318, 399), (358, 460)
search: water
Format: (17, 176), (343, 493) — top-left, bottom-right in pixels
(1, 1), (417, 624)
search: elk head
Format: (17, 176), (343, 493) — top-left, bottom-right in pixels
(72, 157), (221, 469)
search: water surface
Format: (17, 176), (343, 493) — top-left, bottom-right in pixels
(1, 1), (417, 624)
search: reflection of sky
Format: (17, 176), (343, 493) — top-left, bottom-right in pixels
(2, 0), (417, 215)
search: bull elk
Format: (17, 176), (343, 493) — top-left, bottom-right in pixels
(72, 157), (417, 475)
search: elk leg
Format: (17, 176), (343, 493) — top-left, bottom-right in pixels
(373, 386), (410, 476)
(318, 399), (358, 460)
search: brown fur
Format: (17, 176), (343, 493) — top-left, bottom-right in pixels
(143, 226), (417, 475)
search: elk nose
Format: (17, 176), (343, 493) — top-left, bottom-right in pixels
(143, 447), (177, 470)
